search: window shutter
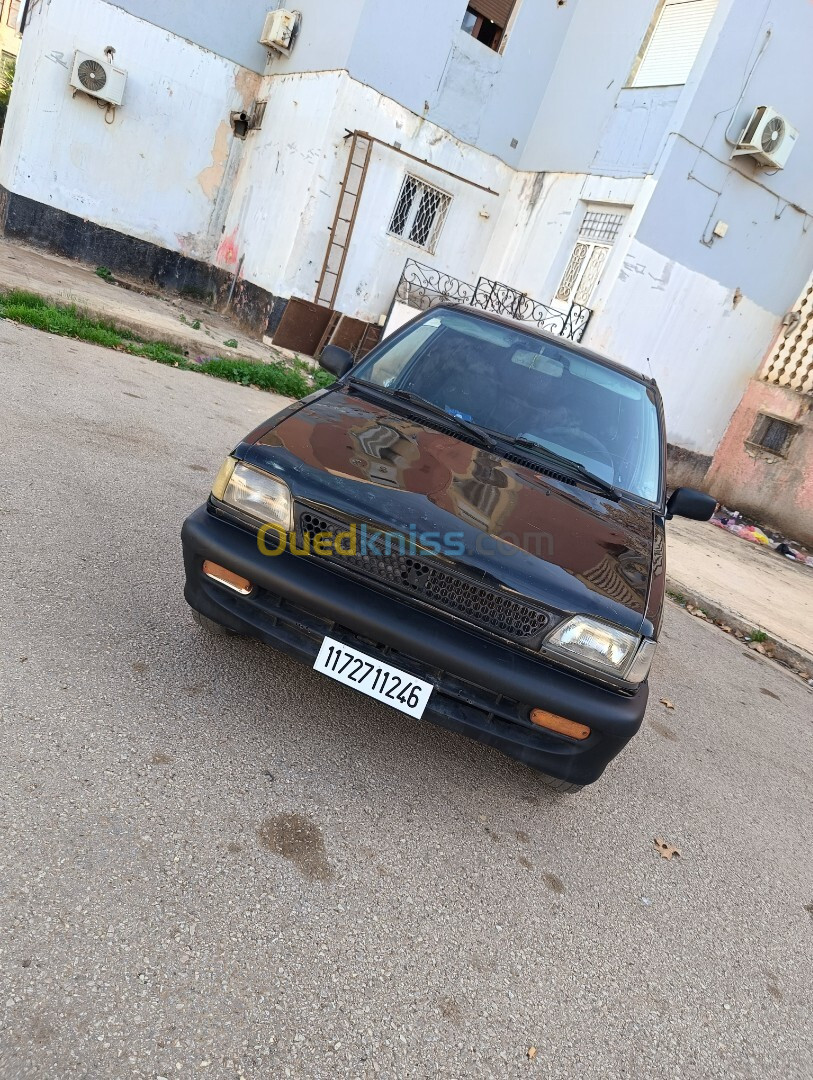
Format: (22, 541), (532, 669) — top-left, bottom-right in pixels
(471, 0), (515, 29)
(632, 0), (718, 87)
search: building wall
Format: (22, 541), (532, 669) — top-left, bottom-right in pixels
(705, 380), (813, 546)
(520, 0), (675, 174)
(101, 0), (274, 73)
(216, 70), (510, 321)
(0, 0), (259, 260)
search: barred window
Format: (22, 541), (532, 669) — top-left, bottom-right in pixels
(579, 211), (625, 244)
(555, 206), (626, 307)
(388, 175), (452, 254)
(747, 414), (798, 457)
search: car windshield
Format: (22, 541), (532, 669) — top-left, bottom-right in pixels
(351, 308), (662, 501)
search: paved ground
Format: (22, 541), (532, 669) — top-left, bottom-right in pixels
(667, 517), (813, 662)
(1, 322), (812, 1080)
(0, 238), (298, 367)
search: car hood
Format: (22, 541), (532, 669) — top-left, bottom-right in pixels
(243, 389), (655, 633)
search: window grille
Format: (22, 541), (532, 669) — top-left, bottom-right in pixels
(579, 211), (625, 244)
(747, 414), (798, 457)
(555, 208), (625, 305)
(388, 175), (452, 254)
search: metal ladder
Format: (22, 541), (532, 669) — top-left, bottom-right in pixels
(315, 132), (372, 309)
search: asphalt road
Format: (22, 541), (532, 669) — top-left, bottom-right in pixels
(1, 321), (812, 1080)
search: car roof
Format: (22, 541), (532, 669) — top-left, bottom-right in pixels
(436, 303), (656, 388)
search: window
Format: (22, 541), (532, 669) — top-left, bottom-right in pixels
(388, 175), (452, 254)
(555, 209), (625, 308)
(631, 0), (718, 88)
(746, 414), (799, 457)
(6, 0), (21, 29)
(461, 1), (515, 51)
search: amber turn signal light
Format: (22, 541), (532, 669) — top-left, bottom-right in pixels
(202, 560), (253, 595)
(530, 708), (591, 740)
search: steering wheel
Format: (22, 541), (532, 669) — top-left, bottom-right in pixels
(543, 426), (614, 467)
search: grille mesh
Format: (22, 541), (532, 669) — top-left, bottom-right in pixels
(299, 510), (548, 646)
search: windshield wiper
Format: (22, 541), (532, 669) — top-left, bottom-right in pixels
(390, 390), (497, 450)
(347, 380), (497, 450)
(506, 436), (621, 500)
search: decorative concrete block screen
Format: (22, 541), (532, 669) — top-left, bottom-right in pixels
(763, 277), (813, 393)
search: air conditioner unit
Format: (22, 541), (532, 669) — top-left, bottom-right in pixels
(259, 9), (301, 53)
(732, 106), (798, 168)
(70, 51), (127, 106)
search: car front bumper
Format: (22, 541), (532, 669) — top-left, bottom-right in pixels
(181, 505), (648, 785)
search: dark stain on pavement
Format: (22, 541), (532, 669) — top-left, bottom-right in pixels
(759, 687), (781, 701)
(149, 752), (173, 765)
(519, 856), (533, 870)
(226, 842), (243, 854)
(258, 813), (332, 881)
(187, 464), (208, 472)
(542, 871), (565, 894)
(132, 660), (148, 674)
(649, 719), (678, 741)
(438, 996), (462, 1023)
(515, 830), (530, 843)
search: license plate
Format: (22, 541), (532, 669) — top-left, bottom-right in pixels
(313, 636), (433, 719)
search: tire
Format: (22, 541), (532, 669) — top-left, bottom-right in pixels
(539, 773), (584, 794)
(190, 608), (238, 637)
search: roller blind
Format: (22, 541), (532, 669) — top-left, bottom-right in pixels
(632, 0), (718, 87)
(470, 0), (515, 28)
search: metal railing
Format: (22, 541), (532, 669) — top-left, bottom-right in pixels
(394, 259), (591, 342)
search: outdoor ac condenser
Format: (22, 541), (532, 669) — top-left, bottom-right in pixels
(732, 106), (798, 169)
(69, 51), (127, 107)
(259, 9), (301, 53)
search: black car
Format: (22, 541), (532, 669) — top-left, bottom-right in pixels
(181, 305), (714, 790)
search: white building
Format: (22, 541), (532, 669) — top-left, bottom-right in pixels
(2, 0), (813, 485)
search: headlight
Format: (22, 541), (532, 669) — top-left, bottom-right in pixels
(545, 616), (656, 683)
(211, 456), (293, 532)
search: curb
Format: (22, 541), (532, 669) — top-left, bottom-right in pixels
(665, 577), (813, 681)
(76, 296), (272, 368)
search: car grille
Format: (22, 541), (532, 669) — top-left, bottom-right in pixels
(297, 508), (549, 648)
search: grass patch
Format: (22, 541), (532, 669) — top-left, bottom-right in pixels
(749, 629), (768, 643)
(313, 369), (336, 390)
(667, 590), (686, 606)
(197, 356), (311, 397)
(95, 266), (114, 282)
(0, 289), (328, 399)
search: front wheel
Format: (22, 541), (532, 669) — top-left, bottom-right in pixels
(190, 608), (239, 637)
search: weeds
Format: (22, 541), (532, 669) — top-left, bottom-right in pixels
(0, 289), (328, 399)
(95, 266), (114, 282)
(223, 338), (238, 348)
(749, 629), (768, 643)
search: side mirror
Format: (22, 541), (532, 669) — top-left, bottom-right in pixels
(665, 487), (717, 521)
(319, 344), (354, 379)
